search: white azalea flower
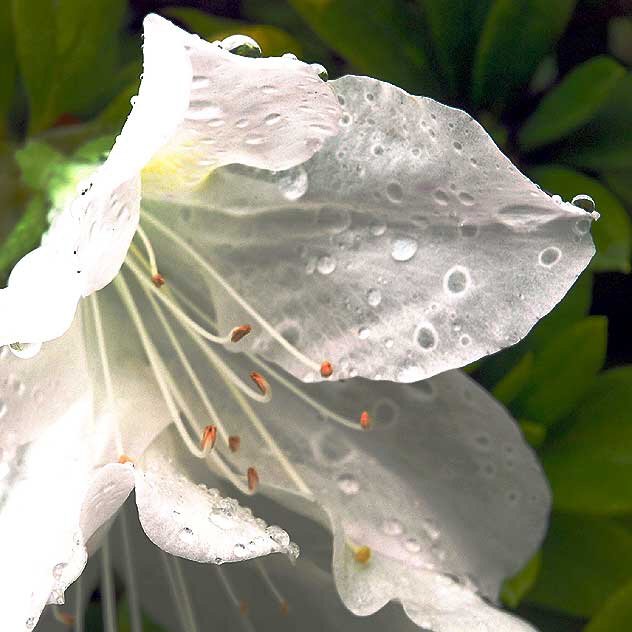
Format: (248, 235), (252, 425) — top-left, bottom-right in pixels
(0, 13), (596, 632)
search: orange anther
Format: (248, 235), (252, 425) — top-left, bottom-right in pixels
(239, 600), (249, 615)
(118, 455), (134, 465)
(320, 361), (333, 378)
(280, 601), (290, 616)
(353, 545), (371, 564)
(247, 466), (259, 492)
(229, 436), (241, 452)
(231, 324), (252, 343)
(53, 609), (76, 626)
(152, 273), (165, 288)
(360, 410), (370, 429)
(201, 425), (217, 451)
(250, 371), (269, 395)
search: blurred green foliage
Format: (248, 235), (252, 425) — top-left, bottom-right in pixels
(1, 1), (632, 631)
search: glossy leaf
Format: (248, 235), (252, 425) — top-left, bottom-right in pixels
(163, 7), (302, 58)
(471, 0), (576, 109)
(527, 514), (632, 618)
(542, 367), (632, 514)
(531, 165), (632, 273)
(0, 3), (16, 135)
(519, 56), (625, 150)
(289, 0), (439, 95)
(12, 0), (58, 133)
(585, 579), (632, 632)
(492, 351), (534, 406)
(511, 317), (607, 428)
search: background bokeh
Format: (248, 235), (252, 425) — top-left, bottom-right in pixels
(2, 1), (632, 630)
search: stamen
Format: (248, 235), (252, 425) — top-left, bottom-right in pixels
(352, 545), (372, 565)
(142, 211), (323, 374)
(229, 436), (241, 452)
(239, 601), (249, 616)
(73, 576), (85, 632)
(254, 560), (289, 615)
(360, 410), (370, 429)
(249, 372), (269, 396)
(120, 505), (143, 632)
(152, 272), (166, 288)
(135, 223), (160, 280)
(215, 567), (257, 632)
(100, 536), (117, 632)
(160, 551), (199, 632)
(320, 361), (333, 378)
(118, 455), (135, 465)
(52, 606), (75, 626)
(231, 324), (252, 343)
(201, 425), (218, 451)
(247, 466), (259, 492)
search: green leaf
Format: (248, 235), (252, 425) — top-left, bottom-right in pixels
(530, 165), (632, 273)
(501, 553), (541, 608)
(558, 73), (632, 170)
(14, 140), (65, 191)
(55, 0), (127, 117)
(289, 0), (439, 95)
(603, 169), (632, 207)
(118, 598), (168, 632)
(519, 56), (625, 150)
(471, 0), (576, 110)
(0, 3), (17, 136)
(12, 0), (58, 133)
(585, 579), (632, 632)
(542, 367), (632, 515)
(0, 193), (48, 283)
(492, 351), (534, 406)
(511, 317), (607, 428)
(418, 0), (492, 99)
(528, 514), (632, 618)
(163, 7), (303, 58)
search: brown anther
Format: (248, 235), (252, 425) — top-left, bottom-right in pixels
(360, 410), (371, 429)
(249, 371), (269, 395)
(201, 425), (217, 451)
(152, 273), (165, 288)
(231, 324), (252, 343)
(118, 455), (134, 465)
(353, 545), (372, 565)
(320, 361), (333, 378)
(228, 435), (241, 452)
(239, 600), (249, 615)
(247, 466), (259, 492)
(53, 610), (76, 626)
(280, 601), (290, 616)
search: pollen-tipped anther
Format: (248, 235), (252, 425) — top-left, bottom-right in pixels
(247, 466), (259, 492)
(250, 371), (269, 396)
(239, 601), (250, 615)
(201, 425), (218, 451)
(231, 324), (252, 343)
(360, 410), (371, 429)
(353, 545), (372, 564)
(229, 435), (241, 452)
(320, 361), (333, 378)
(53, 608), (76, 626)
(280, 601), (290, 616)
(151, 272), (165, 288)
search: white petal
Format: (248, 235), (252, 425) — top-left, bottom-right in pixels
(134, 434), (295, 564)
(147, 74), (595, 382)
(137, 15), (341, 198)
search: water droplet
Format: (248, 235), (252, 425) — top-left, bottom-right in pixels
(26, 617), (35, 629)
(221, 35), (262, 58)
(264, 113), (282, 126)
(278, 166), (308, 201)
(266, 525), (290, 547)
(52, 563), (67, 580)
(453, 141), (462, 151)
(386, 182), (403, 203)
(422, 519), (440, 541)
(383, 337), (394, 348)
(233, 543), (247, 557)
(538, 246), (562, 267)
(460, 334), (471, 347)
(358, 327), (371, 339)
(287, 542), (300, 561)
(178, 527), (194, 543)
(318, 206), (351, 234)
(391, 237), (418, 262)
(443, 265), (471, 294)
(9, 342), (41, 359)
(415, 324), (437, 351)
(370, 220), (387, 236)
(383, 519), (404, 536)
(311, 63), (328, 80)
(337, 473), (360, 495)
(458, 191), (475, 206)
(317, 255), (336, 275)
(49, 589), (64, 605)
(367, 288), (382, 306)
(459, 223), (479, 238)
(372, 144), (384, 156)
(434, 190), (449, 205)
(404, 537), (421, 553)
(571, 194), (595, 212)
(245, 135), (266, 145)
(574, 218), (591, 235)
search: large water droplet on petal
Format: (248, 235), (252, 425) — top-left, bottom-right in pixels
(220, 34), (262, 58)
(9, 341), (42, 359)
(538, 246), (562, 267)
(391, 237), (418, 262)
(367, 288), (382, 306)
(571, 194), (595, 213)
(337, 473), (360, 495)
(415, 324), (438, 351)
(278, 166), (308, 201)
(317, 255), (336, 275)
(443, 266), (471, 294)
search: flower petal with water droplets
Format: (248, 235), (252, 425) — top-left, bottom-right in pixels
(152, 75), (595, 382)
